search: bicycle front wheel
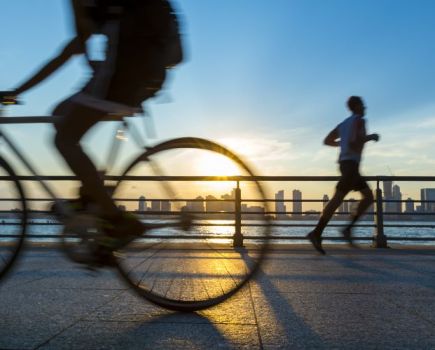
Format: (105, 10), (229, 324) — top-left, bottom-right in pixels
(113, 137), (271, 311)
(0, 156), (27, 280)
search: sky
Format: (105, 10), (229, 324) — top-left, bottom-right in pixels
(1, 0), (435, 202)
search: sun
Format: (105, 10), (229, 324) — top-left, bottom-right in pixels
(194, 153), (241, 176)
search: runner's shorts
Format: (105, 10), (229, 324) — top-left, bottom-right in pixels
(336, 160), (369, 193)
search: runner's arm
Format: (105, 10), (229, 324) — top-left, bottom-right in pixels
(324, 126), (340, 147)
(349, 119), (379, 151)
(14, 37), (84, 95)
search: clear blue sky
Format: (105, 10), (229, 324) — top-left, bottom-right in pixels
(1, 0), (435, 199)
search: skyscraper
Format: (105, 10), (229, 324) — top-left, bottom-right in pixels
(420, 188), (435, 213)
(383, 181), (393, 199)
(383, 180), (395, 214)
(275, 190), (286, 219)
(138, 195), (146, 212)
(392, 184), (402, 214)
(292, 189), (302, 218)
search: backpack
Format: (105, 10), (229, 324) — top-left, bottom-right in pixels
(74, 0), (184, 68)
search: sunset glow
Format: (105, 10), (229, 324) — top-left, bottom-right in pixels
(194, 153), (241, 177)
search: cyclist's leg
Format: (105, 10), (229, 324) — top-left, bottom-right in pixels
(53, 99), (119, 218)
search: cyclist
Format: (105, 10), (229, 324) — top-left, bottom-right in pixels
(5, 0), (183, 262)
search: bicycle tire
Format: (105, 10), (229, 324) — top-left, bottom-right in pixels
(113, 137), (271, 311)
(0, 156), (27, 280)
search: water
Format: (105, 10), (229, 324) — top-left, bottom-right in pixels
(5, 219), (434, 245)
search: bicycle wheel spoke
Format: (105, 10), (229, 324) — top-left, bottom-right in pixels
(0, 157), (26, 280)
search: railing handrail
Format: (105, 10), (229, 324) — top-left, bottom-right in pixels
(0, 175), (434, 182)
(0, 174), (434, 246)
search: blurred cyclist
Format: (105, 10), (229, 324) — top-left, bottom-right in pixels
(6, 0), (183, 259)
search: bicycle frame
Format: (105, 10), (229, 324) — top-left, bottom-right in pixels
(0, 108), (148, 219)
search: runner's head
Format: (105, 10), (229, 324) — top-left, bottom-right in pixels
(347, 96), (365, 116)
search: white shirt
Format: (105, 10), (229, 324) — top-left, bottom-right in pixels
(338, 114), (365, 163)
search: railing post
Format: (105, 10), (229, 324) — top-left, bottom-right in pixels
(373, 180), (388, 248)
(233, 181), (244, 247)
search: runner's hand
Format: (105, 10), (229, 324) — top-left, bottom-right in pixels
(0, 91), (19, 105)
(371, 133), (380, 142)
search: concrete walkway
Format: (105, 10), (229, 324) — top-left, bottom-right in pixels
(0, 245), (434, 349)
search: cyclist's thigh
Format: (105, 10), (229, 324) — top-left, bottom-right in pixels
(53, 98), (105, 143)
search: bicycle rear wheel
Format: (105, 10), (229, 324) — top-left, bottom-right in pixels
(0, 156), (27, 280)
(113, 137), (271, 311)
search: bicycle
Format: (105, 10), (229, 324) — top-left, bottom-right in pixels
(0, 93), (271, 312)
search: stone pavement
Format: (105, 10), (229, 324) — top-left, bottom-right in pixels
(0, 244), (434, 349)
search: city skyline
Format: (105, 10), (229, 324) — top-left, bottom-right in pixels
(128, 183), (435, 220)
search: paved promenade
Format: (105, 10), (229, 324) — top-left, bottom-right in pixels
(0, 244), (434, 349)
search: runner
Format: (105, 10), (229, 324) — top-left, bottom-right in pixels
(307, 96), (380, 254)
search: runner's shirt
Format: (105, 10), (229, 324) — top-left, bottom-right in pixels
(337, 114), (365, 163)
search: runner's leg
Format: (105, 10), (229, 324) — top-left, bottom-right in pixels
(313, 189), (347, 236)
(346, 187), (374, 229)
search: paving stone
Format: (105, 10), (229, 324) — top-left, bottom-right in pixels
(0, 246), (434, 349)
(39, 320), (260, 350)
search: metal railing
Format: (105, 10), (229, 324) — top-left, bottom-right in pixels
(4, 175), (435, 247)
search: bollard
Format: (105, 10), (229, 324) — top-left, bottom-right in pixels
(232, 183), (244, 247)
(372, 183), (388, 248)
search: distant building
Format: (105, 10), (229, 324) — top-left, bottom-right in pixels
(338, 200), (348, 216)
(292, 190), (302, 218)
(118, 205), (126, 211)
(161, 200), (171, 212)
(305, 210), (319, 219)
(138, 196), (146, 212)
(205, 195), (221, 212)
(383, 181), (393, 199)
(383, 180), (395, 214)
(348, 198), (357, 214)
(275, 190), (286, 219)
(151, 200), (161, 212)
(405, 198), (414, 213)
(186, 196), (205, 212)
(392, 184), (402, 214)
(220, 192), (234, 212)
(420, 188), (435, 213)
(322, 194), (329, 210)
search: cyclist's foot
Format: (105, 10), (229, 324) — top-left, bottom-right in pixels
(51, 198), (85, 218)
(306, 230), (325, 255)
(101, 214), (145, 251)
(91, 245), (117, 267)
(342, 226), (358, 248)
